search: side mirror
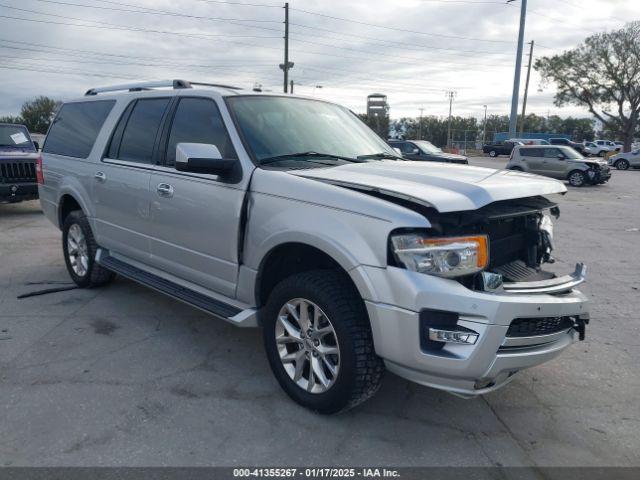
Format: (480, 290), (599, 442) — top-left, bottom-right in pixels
(33, 141), (40, 151)
(175, 143), (236, 175)
(411, 148), (420, 155)
(557, 153), (565, 160)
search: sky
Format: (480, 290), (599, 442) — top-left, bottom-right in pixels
(0, 0), (637, 121)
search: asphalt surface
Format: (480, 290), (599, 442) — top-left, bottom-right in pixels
(1, 156), (639, 467)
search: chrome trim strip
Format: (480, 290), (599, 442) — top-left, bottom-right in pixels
(502, 263), (586, 294)
(501, 329), (571, 348)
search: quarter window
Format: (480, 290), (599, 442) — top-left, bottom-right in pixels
(43, 100), (115, 158)
(116, 98), (170, 164)
(165, 98), (236, 167)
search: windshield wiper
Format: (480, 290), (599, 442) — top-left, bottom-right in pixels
(260, 151), (362, 165)
(356, 152), (403, 160)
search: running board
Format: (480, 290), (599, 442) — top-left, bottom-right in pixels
(96, 251), (258, 327)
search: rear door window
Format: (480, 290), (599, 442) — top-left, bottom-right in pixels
(164, 97), (236, 167)
(43, 100), (115, 158)
(116, 98), (170, 164)
(524, 148), (543, 157)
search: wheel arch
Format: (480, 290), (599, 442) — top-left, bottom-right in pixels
(254, 241), (375, 310)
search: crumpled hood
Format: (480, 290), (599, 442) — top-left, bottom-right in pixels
(290, 160), (567, 213)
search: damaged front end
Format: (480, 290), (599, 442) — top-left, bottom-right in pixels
(394, 195), (587, 295)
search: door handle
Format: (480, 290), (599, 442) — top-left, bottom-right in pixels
(156, 183), (174, 197)
(94, 171), (106, 182)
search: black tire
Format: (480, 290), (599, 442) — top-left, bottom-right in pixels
(615, 159), (630, 170)
(568, 170), (587, 187)
(62, 210), (115, 288)
(598, 150), (606, 157)
(488, 150), (497, 157)
(509, 166), (523, 171)
(262, 270), (384, 414)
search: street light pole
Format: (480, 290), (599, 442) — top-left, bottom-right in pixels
(508, 0), (527, 138)
(446, 90), (456, 148)
(418, 107), (424, 140)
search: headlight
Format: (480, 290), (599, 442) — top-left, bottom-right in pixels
(390, 233), (489, 278)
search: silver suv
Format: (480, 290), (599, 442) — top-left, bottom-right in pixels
(39, 80), (590, 413)
(508, 145), (611, 187)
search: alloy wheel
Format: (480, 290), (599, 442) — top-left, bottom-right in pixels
(67, 224), (89, 277)
(569, 171), (585, 187)
(275, 298), (340, 394)
(616, 159), (629, 170)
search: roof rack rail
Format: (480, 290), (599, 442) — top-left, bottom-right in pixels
(84, 79), (242, 96)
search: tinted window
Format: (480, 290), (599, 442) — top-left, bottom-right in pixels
(543, 147), (562, 158)
(165, 98), (235, 166)
(0, 124), (35, 151)
(397, 142), (416, 154)
(523, 148), (543, 157)
(43, 101), (114, 158)
(117, 98), (170, 164)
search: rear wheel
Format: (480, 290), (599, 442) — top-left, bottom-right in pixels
(262, 270), (384, 414)
(598, 150), (606, 157)
(509, 166), (523, 171)
(62, 210), (115, 288)
(488, 150), (497, 157)
(568, 170), (587, 187)
(615, 159), (630, 170)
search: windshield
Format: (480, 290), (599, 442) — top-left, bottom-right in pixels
(226, 96), (396, 164)
(414, 140), (442, 154)
(0, 124), (34, 151)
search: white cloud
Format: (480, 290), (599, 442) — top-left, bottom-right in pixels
(0, 0), (637, 120)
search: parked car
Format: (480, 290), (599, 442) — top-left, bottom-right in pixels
(583, 142), (599, 156)
(387, 139), (468, 164)
(39, 80), (590, 413)
(593, 140), (620, 155)
(0, 123), (40, 203)
(507, 145), (611, 187)
(608, 149), (640, 170)
(548, 138), (585, 154)
(508, 138), (550, 145)
(482, 140), (522, 157)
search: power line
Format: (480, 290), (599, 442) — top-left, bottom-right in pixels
(288, 6), (516, 44)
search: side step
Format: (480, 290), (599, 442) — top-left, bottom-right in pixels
(97, 253), (257, 326)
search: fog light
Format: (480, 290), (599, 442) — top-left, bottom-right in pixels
(428, 327), (479, 345)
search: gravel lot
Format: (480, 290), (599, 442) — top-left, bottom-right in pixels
(1, 156), (639, 467)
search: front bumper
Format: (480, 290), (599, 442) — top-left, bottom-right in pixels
(360, 265), (589, 397)
(0, 183), (38, 202)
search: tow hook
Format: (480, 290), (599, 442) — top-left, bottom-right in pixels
(573, 314), (590, 341)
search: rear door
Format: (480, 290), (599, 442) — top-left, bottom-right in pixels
(147, 96), (244, 297)
(94, 96), (172, 263)
(521, 147), (544, 173)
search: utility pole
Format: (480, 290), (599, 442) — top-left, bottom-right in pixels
(446, 90), (456, 148)
(418, 108), (424, 140)
(280, 2), (291, 93)
(519, 40), (534, 137)
(508, 0), (527, 138)
(482, 104), (488, 145)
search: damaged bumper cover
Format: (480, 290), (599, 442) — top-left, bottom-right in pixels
(482, 262), (587, 295)
(358, 264), (590, 397)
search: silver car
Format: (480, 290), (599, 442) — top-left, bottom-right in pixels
(38, 80), (591, 413)
(608, 149), (640, 170)
(507, 145), (611, 187)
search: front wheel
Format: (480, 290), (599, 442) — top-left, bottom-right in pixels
(568, 170), (587, 187)
(262, 270), (384, 414)
(615, 159), (630, 170)
(598, 150), (606, 157)
(62, 210), (115, 288)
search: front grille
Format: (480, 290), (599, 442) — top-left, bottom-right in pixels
(507, 316), (575, 337)
(0, 162), (37, 183)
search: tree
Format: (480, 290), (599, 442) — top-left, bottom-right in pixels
(0, 115), (24, 124)
(357, 112), (389, 139)
(535, 22), (640, 151)
(19, 96), (61, 133)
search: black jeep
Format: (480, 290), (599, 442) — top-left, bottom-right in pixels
(0, 123), (40, 203)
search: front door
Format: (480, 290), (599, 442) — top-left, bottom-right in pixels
(94, 97), (172, 263)
(148, 97), (245, 297)
(541, 147), (567, 179)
